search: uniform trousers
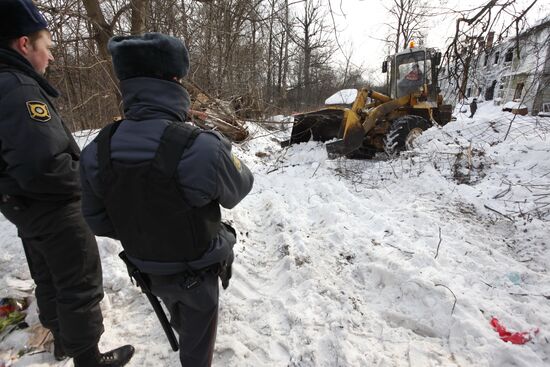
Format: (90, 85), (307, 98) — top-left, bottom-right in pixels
(148, 271), (219, 367)
(0, 198), (104, 356)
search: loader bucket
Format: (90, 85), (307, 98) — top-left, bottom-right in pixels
(325, 109), (364, 156)
(280, 109), (344, 147)
(341, 109), (365, 149)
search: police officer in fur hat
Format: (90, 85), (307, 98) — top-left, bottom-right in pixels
(0, 1), (134, 366)
(79, 33), (254, 366)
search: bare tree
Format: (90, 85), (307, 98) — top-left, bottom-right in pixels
(32, 0), (363, 131)
(386, 0), (430, 53)
(440, 0), (539, 101)
(291, 0), (334, 106)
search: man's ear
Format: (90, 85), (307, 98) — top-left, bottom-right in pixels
(12, 36), (31, 56)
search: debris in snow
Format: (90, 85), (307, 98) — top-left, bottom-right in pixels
(183, 80), (249, 142)
(490, 317), (539, 344)
(451, 145), (488, 184)
(0, 298), (28, 334)
(502, 101), (529, 116)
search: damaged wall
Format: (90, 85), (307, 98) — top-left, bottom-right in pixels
(466, 18), (550, 115)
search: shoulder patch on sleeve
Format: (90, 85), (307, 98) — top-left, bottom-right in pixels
(231, 153), (242, 172)
(26, 101), (51, 122)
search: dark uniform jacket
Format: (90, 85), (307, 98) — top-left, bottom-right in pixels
(80, 77), (254, 274)
(470, 100), (478, 115)
(0, 48), (82, 235)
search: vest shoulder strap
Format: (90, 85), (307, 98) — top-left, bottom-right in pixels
(96, 120), (123, 182)
(152, 122), (200, 177)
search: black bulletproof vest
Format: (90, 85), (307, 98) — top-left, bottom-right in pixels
(96, 121), (221, 262)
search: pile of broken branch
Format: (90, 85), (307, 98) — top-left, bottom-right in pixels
(184, 80), (249, 142)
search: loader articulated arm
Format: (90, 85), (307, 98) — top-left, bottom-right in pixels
(340, 89), (391, 149)
(339, 88), (370, 150)
(368, 90), (392, 103)
(356, 94), (412, 137)
(327, 91), (411, 157)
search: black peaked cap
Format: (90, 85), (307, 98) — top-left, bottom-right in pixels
(0, 0), (49, 40)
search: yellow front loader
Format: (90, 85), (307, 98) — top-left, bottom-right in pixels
(282, 45), (453, 158)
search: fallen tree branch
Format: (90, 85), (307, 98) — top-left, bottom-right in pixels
(183, 80), (249, 142)
(435, 284), (458, 315)
(386, 243), (415, 256)
(509, 292), (550, 300)
(484, 204), (514, 221)
(434, 226), (443, 259)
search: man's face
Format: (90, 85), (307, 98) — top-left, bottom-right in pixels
(25, 31), (54, 75)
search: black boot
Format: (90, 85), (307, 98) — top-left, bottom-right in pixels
(53, 336), (67, 361)
(74, 344), (135, 367)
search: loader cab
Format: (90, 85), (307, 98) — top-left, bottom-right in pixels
(383, 47), (441, 101)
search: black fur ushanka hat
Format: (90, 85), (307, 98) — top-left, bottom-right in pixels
(108, 33), (190, 81)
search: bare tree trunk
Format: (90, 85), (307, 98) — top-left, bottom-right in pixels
(81, 0), (113, 61)
(131, 0), (149, 34)
(266, 0), (276, 104)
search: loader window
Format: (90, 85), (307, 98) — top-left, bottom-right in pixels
(396, 54), (426, 97)
(424, 59), (431, 85)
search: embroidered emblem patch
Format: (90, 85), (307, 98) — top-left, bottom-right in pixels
(26, 101), (51, 122)
(231, 154), (242, 172)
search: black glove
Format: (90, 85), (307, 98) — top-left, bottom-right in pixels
(219, 251), (233, 290)
(219, 222), (236, 289)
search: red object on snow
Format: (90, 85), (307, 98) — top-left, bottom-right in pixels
(490, 317), (539, 344)
(0, 303), (16, 317)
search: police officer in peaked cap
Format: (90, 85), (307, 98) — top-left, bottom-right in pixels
(0, 1), (134, 365)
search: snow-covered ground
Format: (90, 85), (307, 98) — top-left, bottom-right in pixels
(1, 101), (549, 366)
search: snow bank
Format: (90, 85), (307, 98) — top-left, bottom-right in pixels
(324, 89), (357, 105)
(502, 101), (528, 110)
(1, 101), (549, 366)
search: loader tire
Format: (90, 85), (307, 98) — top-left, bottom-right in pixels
(384, 115), (431, 156)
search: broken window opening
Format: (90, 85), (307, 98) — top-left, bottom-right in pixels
(514, 82), (524, 100)
(505, 48), (513, 62)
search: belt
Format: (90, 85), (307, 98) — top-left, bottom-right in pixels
(147, 263), (220, 284)
(0, 194), (26, 211)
